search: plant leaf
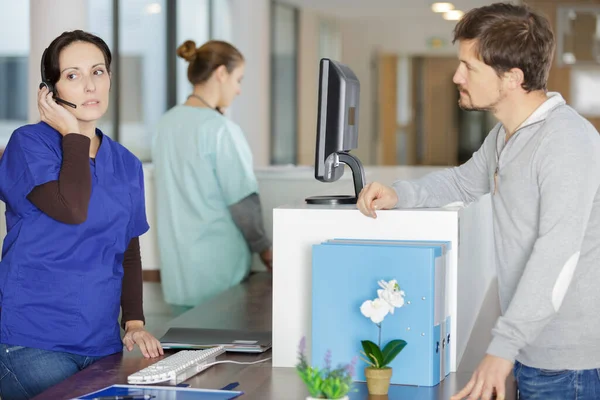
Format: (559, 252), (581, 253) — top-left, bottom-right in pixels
(381, 339), (407, 367)
(359, 351), (376, 367)
(368, 353), (380, 368)
(361, 340), (384, 367)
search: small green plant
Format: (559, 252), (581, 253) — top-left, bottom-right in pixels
(360, 337), (407, 369)
(359, 279), (408, 369)
(296, 336), (358, 399)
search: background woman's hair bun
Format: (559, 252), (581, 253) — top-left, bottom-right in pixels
(176, 40), (197, 62)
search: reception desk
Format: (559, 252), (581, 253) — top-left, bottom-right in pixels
(272, 195), (496, 376)
(33, 272), (516, 400)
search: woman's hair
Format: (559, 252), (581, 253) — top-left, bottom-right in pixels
(43, 30), (112, 87)
(177, 40), (244, 85)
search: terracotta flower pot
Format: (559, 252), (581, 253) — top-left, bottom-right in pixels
(364, 367), (392, 395)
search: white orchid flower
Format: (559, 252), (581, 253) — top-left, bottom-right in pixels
(377, 279), (406, 313)
(378, 279), (400, 291)
(360, 298), (390, 324)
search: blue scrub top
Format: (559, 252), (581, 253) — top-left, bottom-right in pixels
(0, 122), (149, 357)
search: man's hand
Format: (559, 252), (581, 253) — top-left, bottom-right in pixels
(123, 320), (164, 359)
(260, 247), (273, 272)
(451, 355), (514, 400)
(356, 182), (399, 218)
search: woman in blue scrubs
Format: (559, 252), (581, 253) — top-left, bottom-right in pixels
(152, 40), (272, 313)
(0, 30), (163, 399)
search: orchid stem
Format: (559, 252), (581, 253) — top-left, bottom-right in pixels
(378, 323), (381, 349)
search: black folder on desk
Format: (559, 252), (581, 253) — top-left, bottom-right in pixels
(160, 328), (272, 353)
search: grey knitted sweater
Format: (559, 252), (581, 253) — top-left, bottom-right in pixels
(393, 93), (600, 369)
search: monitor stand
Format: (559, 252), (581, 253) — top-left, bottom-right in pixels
(306, 152), (366, 205)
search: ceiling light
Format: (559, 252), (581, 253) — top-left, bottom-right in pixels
(562, 52), (576, 64)
(145, 3), (162, 14)
(432, 2), (455, 13)
(443, 10), (464, 20)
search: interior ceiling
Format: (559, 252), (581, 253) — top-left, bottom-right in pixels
(276, 0), (510, 19)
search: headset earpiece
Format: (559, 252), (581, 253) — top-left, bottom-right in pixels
(40, 48), (53, 93)
(39, 47), (77, 109)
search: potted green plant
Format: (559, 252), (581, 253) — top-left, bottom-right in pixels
(296, 336), (358, 400)
(359, 279), (408, 395)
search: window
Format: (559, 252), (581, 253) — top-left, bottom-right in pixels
(210, 0), (233, 42)
(270, 2), (298, 165)
(1, 1), (214, 160)
(90, 0), (169, 161)
(89, 0), (212, 160)
(89, 0), (167, 162)
(176, 0), (210, 105)
(319, 19), (342, 61)
(175, 0), (232, 105)
(87, 0), (219, 161)
(117, 0), (167, 162)
(88, 0), (115, 139)
(0, 1), (29, 148)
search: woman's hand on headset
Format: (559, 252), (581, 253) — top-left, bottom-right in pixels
(38, 85), (80, 136)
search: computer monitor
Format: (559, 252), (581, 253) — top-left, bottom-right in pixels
(306, 58), (366, 205)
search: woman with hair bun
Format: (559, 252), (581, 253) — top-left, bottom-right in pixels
(153, 40), (272, 315)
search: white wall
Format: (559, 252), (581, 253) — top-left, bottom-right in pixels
(340, 17), (460, 165)
(297, 9), (321, 166)
(139, 164), (446, 272)
(297, 10), (346, 166)
(295, 11), (462, 167)
(28, 0), (89, 122)
(0, 1), (29, 55)
(229, 0), (271, 167)
(343, 17), (459, 57)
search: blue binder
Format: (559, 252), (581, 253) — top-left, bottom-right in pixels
(328, 238), (452, 378)
(311, 239), (450, 387)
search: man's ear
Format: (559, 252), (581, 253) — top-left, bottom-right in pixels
(506, 68), (525, 90)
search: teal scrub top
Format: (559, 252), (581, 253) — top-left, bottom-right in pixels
(152, 106), (258, 306)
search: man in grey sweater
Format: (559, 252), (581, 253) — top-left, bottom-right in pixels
(357, 3), (600, 400)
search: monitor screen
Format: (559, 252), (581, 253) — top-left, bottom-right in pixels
(307, 58), (365, 205)
(314, 58), (360, 183)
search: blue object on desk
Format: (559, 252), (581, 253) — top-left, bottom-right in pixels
(349, 381), (444, 400)
(92, 395), (155, 400)
(219, 382), (239, 391)
(75, 384), (243, 400)
(311, 239), (451, 387)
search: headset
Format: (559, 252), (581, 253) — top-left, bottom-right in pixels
(39, 47), (77, 109)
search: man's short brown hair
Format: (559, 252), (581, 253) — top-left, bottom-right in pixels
(452, 2), (555, 92)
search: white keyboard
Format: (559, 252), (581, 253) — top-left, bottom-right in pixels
(127, 346), (226, 384)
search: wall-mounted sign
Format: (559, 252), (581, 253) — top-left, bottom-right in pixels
(427, 37), (446, 49)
